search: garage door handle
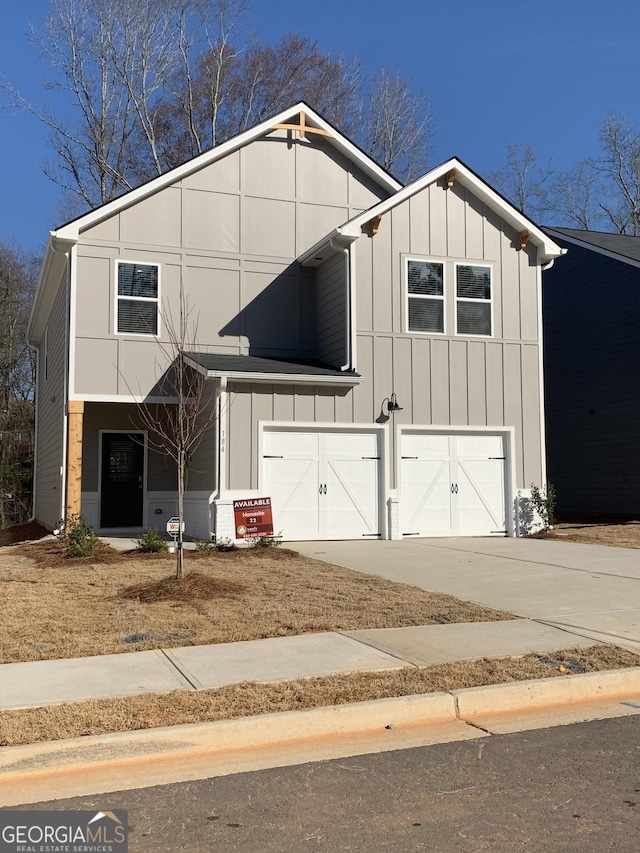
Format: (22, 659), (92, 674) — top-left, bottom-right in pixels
(319, 484), (327, 494)
(451, 483), (458, 494)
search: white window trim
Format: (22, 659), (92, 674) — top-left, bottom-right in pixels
(454, 262), (493, 338)
(115, 259), (161, 337)
(405, 257), (446, 336)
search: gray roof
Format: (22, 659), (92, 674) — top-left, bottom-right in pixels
(186, 352), (359, 378)
(544, 227), (640, 264)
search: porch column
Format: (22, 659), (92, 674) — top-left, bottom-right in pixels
(66, 400), (85, 518)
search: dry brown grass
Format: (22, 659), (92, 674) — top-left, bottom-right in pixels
(0, 539), (513, 664)
(1, 644), (637, 747)
(540, 520), (640, 549)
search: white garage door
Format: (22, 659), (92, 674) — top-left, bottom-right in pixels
(401, 433), (507, 537)
(263, 430), (381, 541)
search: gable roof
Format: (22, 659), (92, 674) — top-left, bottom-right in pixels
(300, 158), (564, 266)
(53, 102), (403, 242)
(28, 102), (403, 343)
(544, 227), (640, 267)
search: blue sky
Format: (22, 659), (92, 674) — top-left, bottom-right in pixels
(2, 0), (640, 255)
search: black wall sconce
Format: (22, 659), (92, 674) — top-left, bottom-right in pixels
(376, 392), (403, 423)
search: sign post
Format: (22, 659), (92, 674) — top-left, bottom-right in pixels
(233, 497), (274, 539)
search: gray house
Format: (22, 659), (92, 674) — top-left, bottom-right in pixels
(543, 227), (640, 517)
(28, 103), (562, 541)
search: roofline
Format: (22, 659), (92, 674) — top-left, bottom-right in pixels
(52, 102), (403, 241)
(543, 227), (640, 270)
(185, 355), (362, 386)
(339, 158), (564, 262)
(27, 234), (76, 344)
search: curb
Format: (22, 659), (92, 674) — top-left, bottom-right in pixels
(1, 667), (640, 788)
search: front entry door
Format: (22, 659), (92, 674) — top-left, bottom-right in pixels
(100, 433), (144, 527)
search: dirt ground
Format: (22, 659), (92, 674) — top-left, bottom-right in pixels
(540, 519), (640, 549)
(0, 535), (512, 664)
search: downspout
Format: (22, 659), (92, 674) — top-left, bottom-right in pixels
(212, 375), (228, 500)
(329, 237), (352, 371)
(210, 375), (228, 538)
(536, 252), (565, 505)
(48, 240), (72, 525)
(27, 349), (39, 524)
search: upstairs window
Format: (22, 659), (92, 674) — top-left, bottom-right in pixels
(406, 260), (444, 333)
(116, 261), (159, 335)
(456, 264), (492, 336)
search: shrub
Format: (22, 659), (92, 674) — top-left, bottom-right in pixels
(58, 514), (100, 558)
(212, 536), (236, 552)
(530, 482), (557, 531)
(245, 533), (282, 549)
(195, 538), (214, 552)
(136, 528), (167, 553)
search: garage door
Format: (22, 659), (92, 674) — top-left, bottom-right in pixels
(263, 430), (381, 541)
(401, 433), (507, 537)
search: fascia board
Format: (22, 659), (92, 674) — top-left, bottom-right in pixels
(341, 158), (564, 261)
(27, 235), (76, 344)
(544, 227), (640, 270)
(53, 103), (402, 241)
(205, 370), (360, 386)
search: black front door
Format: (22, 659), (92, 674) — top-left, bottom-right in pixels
(100, 433), (144, 527)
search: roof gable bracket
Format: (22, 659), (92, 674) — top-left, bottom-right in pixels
(368, 214), (383, 236)
(445, 168), (457, 188)
(520, 230), (531, 250)
(271, 111), (332, 140)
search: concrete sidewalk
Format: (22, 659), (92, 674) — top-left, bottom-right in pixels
(0, 619), (599, 710)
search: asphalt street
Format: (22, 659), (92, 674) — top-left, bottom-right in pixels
(16, 715), (640, 852)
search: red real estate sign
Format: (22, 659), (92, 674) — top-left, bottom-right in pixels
(233, 497), (274, 539)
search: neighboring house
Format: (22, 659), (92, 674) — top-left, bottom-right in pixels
(543, 227), (640, 517)
(27, 103), (562, 542)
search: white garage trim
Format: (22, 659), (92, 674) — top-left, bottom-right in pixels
(397, 425), (516, 538)
(259, 422), (389, 541)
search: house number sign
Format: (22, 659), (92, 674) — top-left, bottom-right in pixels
(233, 497), (274, 539)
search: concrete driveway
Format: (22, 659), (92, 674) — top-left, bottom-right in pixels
(295, 538), (640, 654)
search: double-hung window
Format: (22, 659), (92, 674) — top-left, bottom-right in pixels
(116, 261), (159, 335)
(455, 264), (492, 336)
(406, 259), (444, 333)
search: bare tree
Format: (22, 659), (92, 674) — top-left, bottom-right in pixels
(152, 32), (362, 168)
(544, 159), (602, 230)
(597, 112), (640, 235)
(5, 0), (433, 211)
(489, 141), (553, 220)
(133, 298), (216, 578)
(4, 0), (187, 211)
(361, 68), (433, 182)
(0, 242), (39, 528)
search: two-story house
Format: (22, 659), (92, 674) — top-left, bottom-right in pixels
(27, 103), (562, 541)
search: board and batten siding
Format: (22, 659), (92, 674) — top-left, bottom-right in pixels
(353, 180), (544, 491)
(544, 241), (640, 515)
(315, 253), (347, 367)
(70, 130), (390, 399)
(34, 275), (68, 528)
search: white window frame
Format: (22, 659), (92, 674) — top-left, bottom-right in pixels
(454, 262), (493, 338)
(405, 257), (446, 335)
(115, 260), (161, 337)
